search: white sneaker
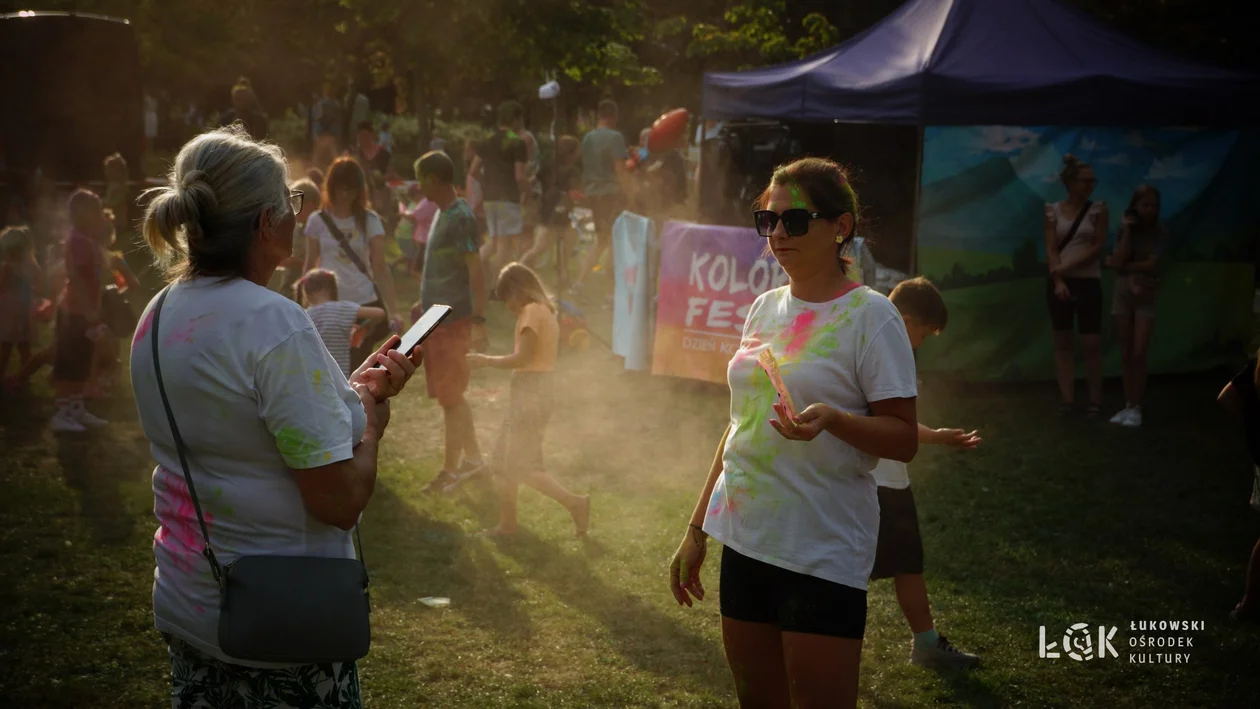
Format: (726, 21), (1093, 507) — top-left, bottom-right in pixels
(1120, 408), (1142, 428)
(51, 408), (88, 433)
(72, 403), (109, 429)
(1109, 406), (1134, 425)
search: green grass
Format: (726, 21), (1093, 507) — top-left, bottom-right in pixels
(2, 269), (1259, 707)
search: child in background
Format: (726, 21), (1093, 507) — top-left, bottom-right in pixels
(402, 183), (439, 279)
(870, 277), (982, 669)
(85, 212), (142, 398)
(9, 243), (66, 391)
(463, 139), (487, 235)
(295, 268), (386, 378)
(379, 121), (395, 154)
(521, 135), (580, 273)
(468, 262), (590, 537)
(0, 226), (41, 389)
(51, 190), (111, 432)
(102, 153), (129, 237)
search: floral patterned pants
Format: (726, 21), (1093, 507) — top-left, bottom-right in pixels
(165, 633), (362, 709)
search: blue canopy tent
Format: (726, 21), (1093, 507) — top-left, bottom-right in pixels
(699, 0), (1260, 380)
(702, 0), (1259, 126)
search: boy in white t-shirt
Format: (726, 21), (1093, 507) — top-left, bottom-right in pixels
(872, 277), (982, 669)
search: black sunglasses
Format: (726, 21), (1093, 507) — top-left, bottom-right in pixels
(753, 209), (832, 238)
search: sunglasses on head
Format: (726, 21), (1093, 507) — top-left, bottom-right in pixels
(753, 209), (834, 238)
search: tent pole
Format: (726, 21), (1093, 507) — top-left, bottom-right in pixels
(911, 125), (925, 276)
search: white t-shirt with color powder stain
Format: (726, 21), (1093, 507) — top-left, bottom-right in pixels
(703, 285), (918, 591)
(304, 210), (386, 305)
(870, 458), (910, 489)
(307, 300), (363, 378)
(129, 277), (367, 667)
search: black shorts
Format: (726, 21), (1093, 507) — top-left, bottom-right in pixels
(1047, 277), (1102, 335)
(719, 545), (867, 639)
(870, 486), (925, 580)
(52, 311), (93, 383)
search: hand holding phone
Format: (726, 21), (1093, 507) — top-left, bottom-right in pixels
(379, 304), (453, 366)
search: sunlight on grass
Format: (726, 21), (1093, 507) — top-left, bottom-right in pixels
(1, 270), (1259, 706)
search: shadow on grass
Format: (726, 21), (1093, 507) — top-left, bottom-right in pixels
(364, 482), (537, 644)
(2, 390), (149, 545)
(910, 372), (1260, 705)
(490, 528), (732, 693)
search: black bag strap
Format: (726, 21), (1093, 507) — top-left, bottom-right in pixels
(317, 211), (389, 316)
(149, 286), (366, 589)
(1056, 200), (1093, 256)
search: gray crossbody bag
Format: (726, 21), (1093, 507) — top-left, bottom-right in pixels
(150, 286), (372, 664)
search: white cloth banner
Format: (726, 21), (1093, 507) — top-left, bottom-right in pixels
(612, 211), (655, 371)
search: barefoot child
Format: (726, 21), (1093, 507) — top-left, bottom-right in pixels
(0, 227), (40, 386)
(872, 277), (981, 668)
(295, 268), (386, 379)
(469, 262), (590, 537)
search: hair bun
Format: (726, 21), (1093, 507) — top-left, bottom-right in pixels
(1062, 153), (1079, 167)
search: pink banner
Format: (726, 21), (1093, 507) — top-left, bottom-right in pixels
(651, 221), (788, 383)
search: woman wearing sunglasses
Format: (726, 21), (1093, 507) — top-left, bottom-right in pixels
(670, 157), (919, 708)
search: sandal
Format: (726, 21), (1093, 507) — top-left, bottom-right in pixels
(1057, 402), (1075, 416)
(1085, 402), (1102, 418)
(422, 470), (460, 495)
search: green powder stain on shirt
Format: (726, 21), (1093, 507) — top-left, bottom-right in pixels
(275, 426), (323, 467)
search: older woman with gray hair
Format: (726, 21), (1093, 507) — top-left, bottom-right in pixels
(131, 125), (420, 708)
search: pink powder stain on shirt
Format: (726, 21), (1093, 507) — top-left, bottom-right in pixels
(154, 469), (213, 574)
(163, 313), (217, 346)
(132, 310), (154, 346)
(782, 309), (818, 358)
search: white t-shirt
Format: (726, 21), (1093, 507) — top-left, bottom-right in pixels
(308, 300), (362, 378)
(871, 458), (910, 489)
(129, 278), (366, 667)
(703, 285), (918, 591)
(1047, 200), (1106, 279)
(304, 210), (385, 305)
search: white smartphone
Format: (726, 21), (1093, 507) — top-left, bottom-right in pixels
(376, 304), (453, 366)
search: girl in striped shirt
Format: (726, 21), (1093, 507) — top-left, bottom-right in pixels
(295, 269), (385, 378)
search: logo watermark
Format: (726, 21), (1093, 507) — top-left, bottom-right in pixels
(1039, 623), (1118, 661)
(1038, 620), (1204, 664)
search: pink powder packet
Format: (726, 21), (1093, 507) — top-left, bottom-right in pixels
(756, 350), (797, 420)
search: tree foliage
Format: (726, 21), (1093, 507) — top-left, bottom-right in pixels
(14, 0), (1253, 119)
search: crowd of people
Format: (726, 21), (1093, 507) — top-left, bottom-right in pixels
(2, 88), (1255, 709)
(0, 153), (141, 430)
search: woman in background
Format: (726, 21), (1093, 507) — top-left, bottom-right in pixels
(303, 157), (403, 365)
(1045, 154), (1107, 417)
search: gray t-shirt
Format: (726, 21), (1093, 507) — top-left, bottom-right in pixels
(130, 278), (366, 667)
(582, 127), (628, 197)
